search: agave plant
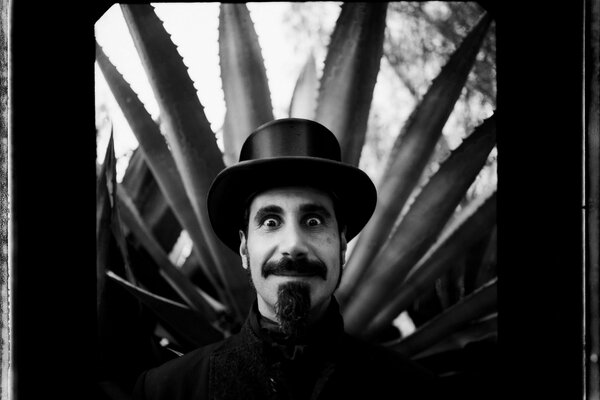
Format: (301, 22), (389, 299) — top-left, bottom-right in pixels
(96, 2), (497, 397)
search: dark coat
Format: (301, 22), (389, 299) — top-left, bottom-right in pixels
(133, 300), (439, 400)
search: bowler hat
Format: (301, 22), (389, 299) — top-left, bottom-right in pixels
(207, 118), (377, 253)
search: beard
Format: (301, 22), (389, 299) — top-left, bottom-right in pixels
(275, 281), (311, 340)
(241, 243), (346, 339)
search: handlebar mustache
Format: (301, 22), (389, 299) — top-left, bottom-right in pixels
(262, 257), (327, 280)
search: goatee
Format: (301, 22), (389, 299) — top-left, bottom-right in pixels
(275, 281), (311, 340)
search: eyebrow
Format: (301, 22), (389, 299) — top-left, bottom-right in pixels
(253, 205), (284, 226)
(299, 203), (332, 219)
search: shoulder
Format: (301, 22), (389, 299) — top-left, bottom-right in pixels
(132, 334), (245, 400)
(341, 333), (433, 375)
(334, 333), (440, 398)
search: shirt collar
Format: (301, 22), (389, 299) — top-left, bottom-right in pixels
(245, 297), (345, 359)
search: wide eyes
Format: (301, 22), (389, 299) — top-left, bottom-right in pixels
(259, 215), (324, 229)
(305, 216), (323, 227)
(263, 217), (280, 228)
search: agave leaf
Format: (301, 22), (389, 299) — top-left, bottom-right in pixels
(97, 133), (116, 312)
(435, 258), (465, 310)
(219, 3), (274, 165)
(97, 131), (116, 240)
(179, 250), (221, 301)
(413, 313), (497, 360)
(221, 108), (234, 166)
(289, 52), (318, 119)
(97, 131), (136, 288)
(121, 4), (253, 320)
(315, 2), (388, 166)
(96, 42), (226, 301)
(120, 148), (182, 251)
(98, 138), (161, 384)
(115, 182), (226, 329)
(338, 12), (493, 303)
(474, 224), (497, 288)
(107, 271), (223, 349)
(109, 181), (137, 287)
(385, 278), (497, 357)
(365, 191), (497, 337)
(343, 114), (496, 333)
(459, 216), (496, 297)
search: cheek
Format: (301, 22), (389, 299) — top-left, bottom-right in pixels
(246, 238), (274, 282)
(321, 234), (341, 259)
(247, 254), (265, 283)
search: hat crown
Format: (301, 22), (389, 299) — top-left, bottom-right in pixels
(239, 118), (341, 162)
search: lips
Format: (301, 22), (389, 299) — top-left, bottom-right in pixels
(271, 271), (321, 277)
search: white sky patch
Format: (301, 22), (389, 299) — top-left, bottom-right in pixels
(168, 229), (193, 268)
(393, 311), (416, 338)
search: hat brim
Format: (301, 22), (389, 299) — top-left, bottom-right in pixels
(207, 157), (377, 253)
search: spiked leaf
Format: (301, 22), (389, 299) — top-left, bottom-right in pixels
(96, 43), (227, 302)
(97, 135), (162, 386)
(121, 4), (253, 320)
(120, 148), (182, 251)
(219, 3), (274, 165)
(413, 313), (497, 359)
(97, 133), (116, 312)
(315, 2), (388, 166)
(338, 12), (493, 303)
(289, 52), (318, 119)
(97, 131), (136, 292)
(96, 131), (117, 240)
(343, 114), (496, 334)
(116, 182), (227, 332)
(385, 279), (497, 357)
(365, 191), (497, 338)
(474, 224), (497, 288)
(107, 271), (223, 348)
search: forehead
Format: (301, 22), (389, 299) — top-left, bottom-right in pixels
(248, 186), (334, 214)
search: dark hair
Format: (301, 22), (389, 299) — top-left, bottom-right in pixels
(240, 187), (347, 238)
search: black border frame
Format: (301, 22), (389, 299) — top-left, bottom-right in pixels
(8, 1), (587, 398)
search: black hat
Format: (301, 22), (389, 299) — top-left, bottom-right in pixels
(207, 118), (377, 252)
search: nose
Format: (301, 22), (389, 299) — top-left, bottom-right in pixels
(279, 222), (308, 259)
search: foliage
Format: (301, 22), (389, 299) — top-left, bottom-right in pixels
(96, 3), (497, 398)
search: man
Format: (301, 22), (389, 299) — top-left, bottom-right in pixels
(133, 118), (438, 399)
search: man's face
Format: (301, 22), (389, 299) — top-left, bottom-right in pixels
(239, 186), (347, 322)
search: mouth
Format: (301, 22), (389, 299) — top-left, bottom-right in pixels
(270, 271), (322, 278)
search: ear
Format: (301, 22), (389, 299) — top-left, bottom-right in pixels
(340, 228), (348, 266)
(239, 230), (248, 269)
